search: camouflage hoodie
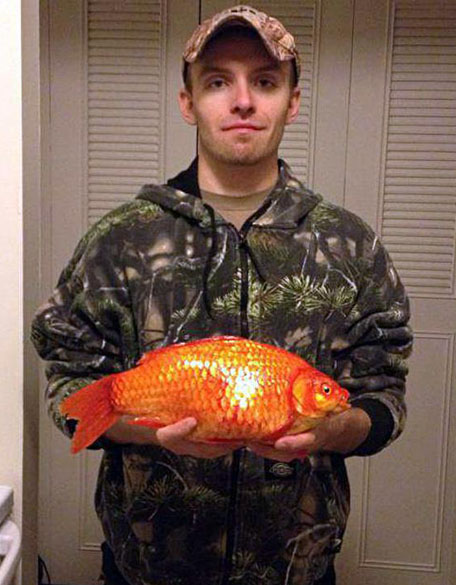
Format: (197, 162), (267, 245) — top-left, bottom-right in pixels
(31, 159), (412, 585)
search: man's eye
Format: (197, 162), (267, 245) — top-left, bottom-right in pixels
(207, 79), (226, 89)
(257, 78), (276, 88)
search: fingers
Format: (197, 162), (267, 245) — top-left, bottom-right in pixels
(104, 416), (158, 444)
(274, 431), (316, 452)
(271, 410), (370, 455)
(111, 414), (319, 461)
(156, 417), (197, 443)
(156, 418), (242, 459)
(246, 430), (319, 461)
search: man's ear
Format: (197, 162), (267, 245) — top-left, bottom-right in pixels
(178, 87), (197, 126)
(286, 86), (301, 125)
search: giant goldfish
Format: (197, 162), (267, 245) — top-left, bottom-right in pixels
(60, 336), (350, 453)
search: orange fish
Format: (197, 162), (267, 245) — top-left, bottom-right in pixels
(60, 336), (350, 453)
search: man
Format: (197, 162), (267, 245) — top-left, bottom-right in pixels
(32, 5), (412, 585)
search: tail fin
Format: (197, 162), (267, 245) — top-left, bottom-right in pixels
(60, 375), (120, 454)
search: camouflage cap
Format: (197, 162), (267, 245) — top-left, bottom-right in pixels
(182, 5), (300, 83)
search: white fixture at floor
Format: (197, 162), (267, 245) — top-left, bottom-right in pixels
(0, 486), (20, 585)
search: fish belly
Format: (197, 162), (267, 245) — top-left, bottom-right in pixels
(110, 338), (299, 440)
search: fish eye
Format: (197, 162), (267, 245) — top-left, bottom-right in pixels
(322, 384), (332, 395)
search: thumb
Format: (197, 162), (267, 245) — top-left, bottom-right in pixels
(157, 417), (197, 443)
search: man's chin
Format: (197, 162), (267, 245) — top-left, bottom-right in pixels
(216, 150), (271, 167)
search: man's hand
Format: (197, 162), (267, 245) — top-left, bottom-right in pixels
(247, 407), (372, 462)
(104, 416), (243, 459)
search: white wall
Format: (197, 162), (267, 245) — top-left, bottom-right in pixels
(22, 0), (41, 581)
(0, 0), (23, 538)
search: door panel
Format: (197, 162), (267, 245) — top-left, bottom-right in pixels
(40, 1), (198, 582)
(339, 2), (456, 584)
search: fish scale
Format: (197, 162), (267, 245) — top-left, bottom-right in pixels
(60, 336), (350, 453)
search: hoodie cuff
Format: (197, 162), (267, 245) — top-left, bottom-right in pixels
(347, 399), (395, 456)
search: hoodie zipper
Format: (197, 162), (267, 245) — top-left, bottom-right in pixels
(221, 199), (276, 584)
(238, 231), (251, 337)
(221, 225), (250, 585)
(232, 198), (272, 339)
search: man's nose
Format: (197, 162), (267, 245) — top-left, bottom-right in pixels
(231, 80), (255, 115)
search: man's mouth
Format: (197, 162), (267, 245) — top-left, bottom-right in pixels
(222, 123), (264, 132)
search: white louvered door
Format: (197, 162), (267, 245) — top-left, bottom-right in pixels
(87, 0), (166, 223)
(340, 2), (456, 585)
(39, 2), (199, 583)
(40, 1), (455, 584)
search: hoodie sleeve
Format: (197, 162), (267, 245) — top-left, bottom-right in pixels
(31, 209), (141, 445)
(332, 231), (413, 457)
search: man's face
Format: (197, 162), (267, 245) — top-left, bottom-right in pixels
(179, 30), (300, 167)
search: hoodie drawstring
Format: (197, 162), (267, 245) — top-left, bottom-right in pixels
(202, 203), (217, 319)
(202, 205), (269, 322)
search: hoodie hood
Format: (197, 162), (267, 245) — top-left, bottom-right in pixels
(136, 158), (322, 229)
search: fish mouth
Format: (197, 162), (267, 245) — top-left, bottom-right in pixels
(333, 402), (351, 414)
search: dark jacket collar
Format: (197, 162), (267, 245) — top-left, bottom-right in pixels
(137, 157), (321, 229)
(166, 157), (200, 198)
